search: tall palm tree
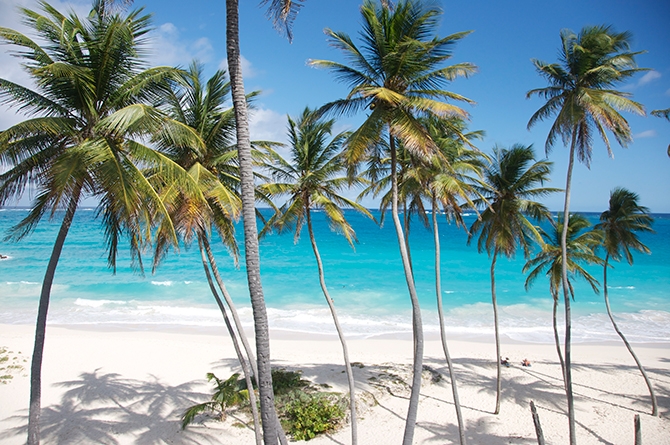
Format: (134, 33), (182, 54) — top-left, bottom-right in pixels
(650, 108), (670, 156)
(226, 0), (310, 442)
(414, 117), (485, 445)
(150, 62), (267, 443)
(468, 144), (557, 415)
(224, 0), (294, 442)
(258, 107), (372, 445)
(527, 26), (646, 443)
(595, 187), (657, 415)
(523, 213), (604, 384)
(309, 2), (475, 441)
(0, 3), (197, 444)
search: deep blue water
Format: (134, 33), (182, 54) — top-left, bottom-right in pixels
(1, 207), (669, 343)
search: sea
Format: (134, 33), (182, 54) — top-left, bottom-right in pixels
(1, 207), (669, 344)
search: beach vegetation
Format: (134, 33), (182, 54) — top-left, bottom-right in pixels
(181, 372), (249, 428)
(595, 187), (657, 415)
(258, 106), (373, 444)
(309, 1), (476, 442)
(0, 2), (198, 443)
(269, 368), (345, 441)
(281, 392), (345, 441)
(272, 368), (310, 395)
(523, 213), (604, 383)
(468, 144), (557, 414)
(527, 25), (647, 443)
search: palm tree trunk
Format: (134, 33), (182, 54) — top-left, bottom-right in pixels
(28, 188), (81, 445)
(305, 206), (358, 445)
(432, 197), (466, 445)
(390, 138), (424, 445)
(225, 1), (280, 443)
(560, 133), (577, 445)
(491, 249), (502, 415)
(603, 255), (658, 416)
(198, 239), (262, 445)
(403, 199), (413, 272)
(202, 238), (258, 376)
(203, 238), (288, 445)
(552, 290), (566, 390)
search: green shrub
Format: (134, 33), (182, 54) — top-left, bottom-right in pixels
(272, 368), (308, 395)
(282, 392), (344, 441)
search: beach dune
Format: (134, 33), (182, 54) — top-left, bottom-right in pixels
(0, 323), (668, 444)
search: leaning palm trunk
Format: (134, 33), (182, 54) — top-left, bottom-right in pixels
(28, 188), (81, 445)
(431, 197), (466, 445)
(560, 134), (577, 445)
(390, 141), (424, 445)
(603, 255), (658, 416)
(225, 1), (281, 442)
(202, 238), (288, 445)
(306, 208), (358, 445)
(198, 240), (262, 445)
(552, 291), (566, 389)
(490, 250), (502, 415)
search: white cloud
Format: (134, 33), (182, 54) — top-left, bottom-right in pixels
(249, 107), (288, 145)
(148, 22), (214, 67)
(637, 70), (661, 87)
(635, 130), (657, 139)
(218, 54), (259, 78)
(665, 88), (670, 96)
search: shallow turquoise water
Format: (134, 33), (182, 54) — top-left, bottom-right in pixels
(1, 207), (668, 343)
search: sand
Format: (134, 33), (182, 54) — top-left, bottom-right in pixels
(0, 323), (668, 444)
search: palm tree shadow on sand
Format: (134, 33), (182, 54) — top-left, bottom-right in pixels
(1, 356), (668, 444)
(0, 369), (229, 445)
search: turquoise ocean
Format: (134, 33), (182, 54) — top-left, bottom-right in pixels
(1, 207), (669, 343)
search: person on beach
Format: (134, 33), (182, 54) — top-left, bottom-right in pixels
(522, 358), (531, 367)
(500, 357), (510, 367)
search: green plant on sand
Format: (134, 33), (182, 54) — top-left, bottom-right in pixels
(181, 373), (249, 428)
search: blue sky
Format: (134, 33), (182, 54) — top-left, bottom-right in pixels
(1, 0), (669, 212)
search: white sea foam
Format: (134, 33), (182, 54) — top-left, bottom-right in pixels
(151, 281), (173, 286)
(74, 298), (128, 308)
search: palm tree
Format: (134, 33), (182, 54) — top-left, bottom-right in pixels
(258, 107), (372, 445)
(415, 118), (485, 445)
(595, 187), (657, 415)
(527, 26), (646, 443)
(309, 2), (475, 441)
(523, 213), (604, 384)
(150, 62), (268, 443)
(0, 4), (197, 444)
(468, 144), (557, 414)
(224, 0), (293, 441)
(651, 109), (670, 156)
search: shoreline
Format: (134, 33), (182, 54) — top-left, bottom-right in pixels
(5, 320), (670, 347)
(1, 322), (668, 444)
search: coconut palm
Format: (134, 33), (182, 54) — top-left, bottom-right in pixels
(413, 118), (485, 445)
(468, 144), (557, 415)
(651, 108), (670, 156)
(527, 26), (646, 443)
(149, 62), (270, 443)
(0, 3), (198, 444)
(309, 2), (475, 440)
(594, 187), (657, 415)
(523, 213), (604, 383)
(224, 0), (306, 441)
(258, 107), (372, 445)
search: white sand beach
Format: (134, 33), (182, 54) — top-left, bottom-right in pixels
(0, 323), (668, 444)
